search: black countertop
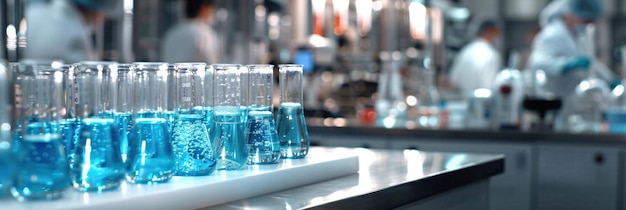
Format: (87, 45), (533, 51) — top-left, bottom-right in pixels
(307, 119), (626, 145)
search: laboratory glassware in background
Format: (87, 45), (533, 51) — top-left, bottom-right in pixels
(492, 53), (524, 130)
(607, 46), (626, 133)
(246, 65), (280, 164)
(11, 62), (70, 200)
(127, 62), (175, 183)
(277, 64), (309, 159)
(405, 51), (440, 128)
(172, 63), (216, 176)
(72, 61), (125, 192)
(211, 64), (248, 170)
(375, 51), (407, 128)
(0, 60), (15, 198)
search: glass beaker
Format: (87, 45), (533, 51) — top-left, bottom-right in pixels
(127, 62), (175, 183)
(246, 65), (281, 164)
(277, 64), (309, 159)
(11, 62), (70, 200)
(211, 64), (248, 170)
(72, 61), (125, 192)
(165, 64), (177, 134)
(172, 63), (216, 176)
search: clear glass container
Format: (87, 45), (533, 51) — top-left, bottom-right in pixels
(111, 64), (134, 164)
(127, 62), (175, 183)
(211, 64), (248, 170)
(11, 61), (70, 200)
(375, 51), (406, 128)
(246, 65), (281, 164)
(566, 78), (611, 132)
(277, 64), (309, 159)
(172, 63), (216, 176)
(405, 55), (440, 128)
(72, 61), (124, 192)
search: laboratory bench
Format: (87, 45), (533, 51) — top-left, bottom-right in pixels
(0, 147), (504, 210)
(308, 120), (626, 210)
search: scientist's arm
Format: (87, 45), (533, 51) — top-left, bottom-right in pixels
(528, 33), (570, 76)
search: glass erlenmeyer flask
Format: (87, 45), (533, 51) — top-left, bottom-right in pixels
(277, 64), (309, 159)
(127, 62), (175, 183)
(11, 61), (70, 200)
(172, 63), (216, 176)
(72, 61), (125, 192)
(211, 64), (248, 170)
(246, 65), (280, 164)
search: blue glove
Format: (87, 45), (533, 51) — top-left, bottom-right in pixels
(562, 55), (591, 75)
(610, 79), (622, 90)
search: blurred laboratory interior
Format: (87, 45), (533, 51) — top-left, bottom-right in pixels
(4, 0), (626, 209)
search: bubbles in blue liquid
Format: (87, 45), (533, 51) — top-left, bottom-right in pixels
(12, 134), (69, 200)
(126, 118), (175, 184)
(211, 111), (248, 170)
(172, 114), (216, 176)
(246, 110), (280, 164)
(71, 118), (124, 191)
(276, 103), (309, 159)
(0, 149), (16, 198)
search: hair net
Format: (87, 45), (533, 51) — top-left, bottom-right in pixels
(565, 0), (603, 20)
(72, 0), (119, 13)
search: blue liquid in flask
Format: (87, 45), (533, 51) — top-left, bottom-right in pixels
(211, 111), (248, 170)
(12, 134), (70, 200)
(71, 118), (124, 191)
(126, 117), (175, 184)
(276, 103), (309, 159)
(246, 110), (280, 164)
(172, 113), (216, 176)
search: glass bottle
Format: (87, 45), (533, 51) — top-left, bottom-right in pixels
(127, 62), (175, 183)
(277, 64), (309, 159)
(246, 65), (281, 164)
(11, 61), (70, 200)
(72, 61), (125, 192)
(172, 63), (216, 176)
(211, 64), (248, 170)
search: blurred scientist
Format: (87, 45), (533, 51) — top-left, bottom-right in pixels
(527, 0), (615, 97)
(24, 0), (116, 63)
(162, 0), (220, 64)
(448, 20), (502, 96)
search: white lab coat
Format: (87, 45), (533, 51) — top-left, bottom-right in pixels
(449, 38), (501, 97)
(161, 20), (220, 64)
(528, 18), (587, 98)
(24, 0), (97, 63)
